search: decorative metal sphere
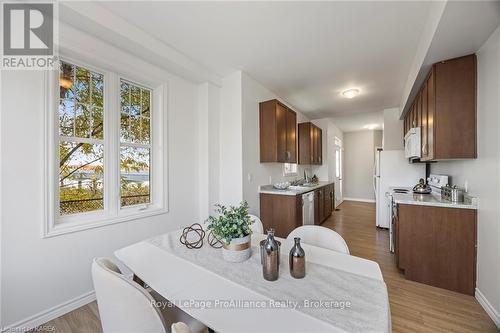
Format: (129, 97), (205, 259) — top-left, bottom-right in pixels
(179, 223), (205, 249)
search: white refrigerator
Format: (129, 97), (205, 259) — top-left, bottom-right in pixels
(375, 150), (425, 228)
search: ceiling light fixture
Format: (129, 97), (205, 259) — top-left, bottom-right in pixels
(363, 124), (378, 130)
(342, 89), (360, 99)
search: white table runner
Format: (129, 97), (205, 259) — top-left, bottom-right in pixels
(148, 230), (389, 333)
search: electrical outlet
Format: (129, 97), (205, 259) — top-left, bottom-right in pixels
(247, 173), (253, 182)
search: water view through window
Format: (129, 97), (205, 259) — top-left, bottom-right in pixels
(119, 80), (151, 207)
(59, 61), (105, 215)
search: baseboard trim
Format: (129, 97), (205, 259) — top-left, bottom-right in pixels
(476, 288), (500, 329)
(2, 290), (96, 332)
(343, 197), (376, 203)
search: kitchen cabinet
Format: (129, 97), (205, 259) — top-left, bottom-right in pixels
(260, 193), (302, 238)
(314, 184), (334, 225)
(404, 54), (477, 160)
(259, 99), (297, 163)
(298, 122), (322, 165)
(324, 184), (334, 219)
(416, 92), (422, 128)
(260, 184), (334, 237)
(421, 81), (429, 160)
(314, 189), (323, 225)
(395, 204), (477, 295)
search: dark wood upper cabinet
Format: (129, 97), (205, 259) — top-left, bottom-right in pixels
(298, 122), (322, 165)
(286, 109), (297, 163)
(416, 92), (422, 128)
(426, 70), (435, 160)
(260, 99), (297, 163)
(433, 54), (477, 159)
(404, 54), (477, 161)
(421, 81), (429, 160)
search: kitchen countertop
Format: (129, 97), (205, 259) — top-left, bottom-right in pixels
(392, 191), (477, 210)
(259, 181), (334, 196)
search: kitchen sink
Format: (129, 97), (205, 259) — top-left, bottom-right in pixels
(289, 183), (318, 190)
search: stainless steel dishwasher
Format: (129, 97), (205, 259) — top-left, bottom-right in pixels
(302, 191), (315, 225)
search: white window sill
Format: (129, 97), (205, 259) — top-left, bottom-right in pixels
(42, 207), (168, 238)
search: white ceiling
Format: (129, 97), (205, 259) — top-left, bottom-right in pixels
(331, 111), (384, 133)
(400, 0), (500, 116)
(95, 1), (432, 119)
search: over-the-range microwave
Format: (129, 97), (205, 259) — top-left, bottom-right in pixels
(404, 127), (421, 159)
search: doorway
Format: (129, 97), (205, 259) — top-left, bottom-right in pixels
(334, 136), (343, 207)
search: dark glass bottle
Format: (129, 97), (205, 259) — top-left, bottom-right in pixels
(289, 237), (306, 279)
(262, 229), (280, 281)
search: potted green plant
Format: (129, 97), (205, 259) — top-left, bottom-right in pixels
(206, 201), (253, 262)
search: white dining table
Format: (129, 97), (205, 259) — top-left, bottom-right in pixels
(115, 232), (390, 333)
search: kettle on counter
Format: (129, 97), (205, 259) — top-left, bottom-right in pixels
(413, 178), (432, 194)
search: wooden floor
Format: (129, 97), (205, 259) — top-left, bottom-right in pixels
(34, 201), (498, 333)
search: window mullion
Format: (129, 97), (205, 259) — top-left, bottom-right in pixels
(105, 72), (119, 217)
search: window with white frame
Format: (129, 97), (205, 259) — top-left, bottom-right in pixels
(119, 80), (151, 207)
(48, 58), (166, 236)
(283, 163), (298, 176)
(59, 61), (105, 215)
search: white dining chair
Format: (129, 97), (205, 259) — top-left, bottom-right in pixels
(172, 322), (192, 333)
(249, 214), (264, 234)
(92, 258), (207, 333)
(287, 225), (350, 254)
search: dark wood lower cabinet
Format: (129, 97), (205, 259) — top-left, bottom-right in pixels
(261, 184), (334, 238)
(260, 193), (302, 238)
(396, 204), (477, 295)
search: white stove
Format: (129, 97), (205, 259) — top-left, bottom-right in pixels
(427, 174), (449, 195)
(385, 187), (411, 253)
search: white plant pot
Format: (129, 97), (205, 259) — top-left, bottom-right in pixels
(222, 235), (252, 263)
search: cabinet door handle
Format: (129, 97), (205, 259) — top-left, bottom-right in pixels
(422, 143), (427, 155)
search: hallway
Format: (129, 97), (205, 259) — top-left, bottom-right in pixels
(322, 201), (497, 332)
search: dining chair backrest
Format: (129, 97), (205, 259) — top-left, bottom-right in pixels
(287, 225), (350, 254)
(171, 322), (192, 333)
(249, 214), (264, 234)
(92, 258), (167, 333)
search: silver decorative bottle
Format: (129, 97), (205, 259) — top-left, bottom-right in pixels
(289, 237), (306, 279)
(262, 229), (280, 281)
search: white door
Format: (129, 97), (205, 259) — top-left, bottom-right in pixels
(334, 137), (343, 207)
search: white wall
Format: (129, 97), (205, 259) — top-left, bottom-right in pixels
(312, 119), (344, 205)
(197, 82), (220, 220)
(383, 107), (404, 150)
(220, 73), (344, 217)
(343, 130), (382, 201)
(0, 28), (201, 328)
(429, 26), (500, 323)
(240, 72), (311, 215)
(219, 72), (243, 206)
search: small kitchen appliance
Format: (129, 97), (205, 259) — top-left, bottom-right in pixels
(413, 178), (432, 194)
(441, 185), (465, 202)
(404, 127), (421, 159)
